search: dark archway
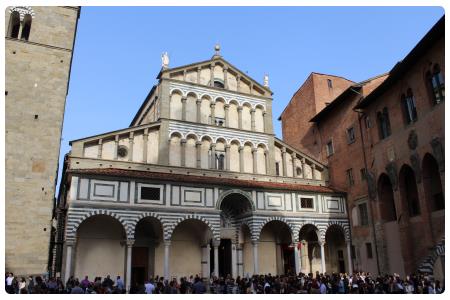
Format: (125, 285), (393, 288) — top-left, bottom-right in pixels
(298, 224), (321, 274)
(325, 225), (347, 273)
(377, 173), (397, 221)
(399, 165), (420, 217)
(133, 217), (164, 285)
(422, 153), (444, 211)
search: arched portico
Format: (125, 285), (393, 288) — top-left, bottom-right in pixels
(298, 224), (323, 274)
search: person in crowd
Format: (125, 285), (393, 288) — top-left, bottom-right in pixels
(70, 281), (84, 294)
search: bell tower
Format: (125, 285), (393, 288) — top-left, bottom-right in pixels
(5, 6), (80, 276)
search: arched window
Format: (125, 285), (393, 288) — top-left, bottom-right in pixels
(296, 167), (302, 176)
(8, 11), (20, 38)
(214, 80), (224, 88)
(21, 14), (32, 40)
(427, 64), (445, 104)
(401, 88), (417, 124)
(376, 107), (391, 140)
(399, 165), (421, 217)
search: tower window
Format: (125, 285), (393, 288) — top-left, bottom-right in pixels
(401, 89), (417, 124)
(346, 127), (356, 144)
(327, 79), (333, 88)
(377, 107), (391, 140)
(326, 140), (334, 156)
(8, 11), (20, 38)
(21, 14), (32, 41)
(427, 64), (445, 105)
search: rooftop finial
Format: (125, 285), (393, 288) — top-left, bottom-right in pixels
(214, 44), (221, 56)
(161, 52), (169, 69)
(264, 74), (269, 87)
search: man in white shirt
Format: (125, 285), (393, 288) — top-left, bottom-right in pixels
(6, 273), (15, 294)
(145, 279), (155, 294)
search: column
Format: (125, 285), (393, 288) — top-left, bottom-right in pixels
(250, 108), (256, 131)
(197, 66), (201, 84)
(213, 240), (220, 277)
(294, 243), (301, 275)
(114, 135), (119, 160)
(225, 145), (231, 171)
(201, 245), (209, 279)
(236, 75), (241, 92)
(180, 138), (187, 167)
(64, 240), (75, 282)
(210, 143), (216, 169)
(239, 146), (244, 173)
(281, 147), (288, 176)
(311, 164), (317, 180)
(196, 98), (202, 123)
(210, 103), (216, 125)
(210, 64), (215, 87)
(237, 245), (243, 277)
(224, 104), (230, 127)
(97, 139), (103, 159)
(223, 66), (229, 89)
(262, 111), (267, 133)
(264, 150), (270, 175)
(300, 240), (307, 273)
(252, 241), (259, 275)
(319, 241), (326, 274)
(206, 244), (211, 278)
(181, 96), (187, 121)
(252, 147), (258, 174)
(125, 239), (134, 292)
(292, 154), (297, 177)
(164, 240), (171, 279)
(231, 242), (237, 278)
(275, 242), (283, 275)
(196, 141), (202, 168)
(142, 129), (148, 163)
(237, 106), (243, 129)
(346, 241), (353, 275)
(128, 132), (134, 161)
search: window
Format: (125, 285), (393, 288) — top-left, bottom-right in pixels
(214, 80), (224, 88)
(377, 107), (391, 140)
(275, 162), (280, 176)
(296, 167), (302, 176)
(21, 14), (32, 41)
(401, 89), (418, 124)
(358, 203), (369, 226)
(141, 187), (160, 200)
(347, 127), (356, 144)
(360, 168), (367, 181)
(327, 79), (333, 89)
(326, 140), (334, 156)
(366, 243), (373, 259)
(346, 168), (354, 186)
(117, 145), (128, 158)
(427, 64), (445, 104)
(215, 117), (225, 127)
(365, 116), (372, 129)
(300, 197), (314, 209)
(8, 11), (20, 38)
(216, 153), (225, 170)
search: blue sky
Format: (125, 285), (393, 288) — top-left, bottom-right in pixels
(59, 6), (444, 190)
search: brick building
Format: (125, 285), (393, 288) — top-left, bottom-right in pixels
(280, 16), (444, 281)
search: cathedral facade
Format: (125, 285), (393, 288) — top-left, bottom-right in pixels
(57, 47), (351, 290)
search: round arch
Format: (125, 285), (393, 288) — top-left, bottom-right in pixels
(216, 189), (255, 211)
(255, 217), (295, 241)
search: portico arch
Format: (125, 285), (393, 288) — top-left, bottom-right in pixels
(216, 189), (255, 211)
(324, 224), (347, 274)
(298, 224), (322, 274)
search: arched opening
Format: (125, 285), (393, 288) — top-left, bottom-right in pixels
(21, 14), (32, 40)
(399, 165), (420, 217)
(243, 142), (253, 173)
(259, 220), (294, 275)
(214, 138), (226, 170)
(169, 91), (183, 120)
(377, 174), (397, 221)
(324, 225), (347, 273)
(132, 217), (164, 286)
(422, 153), (444, 212)
(185, 134), (197, 168)
(170, 219), (213, 278)
(219, 192), (253, 277)
(241, 103), (252, 131)
(8, 11), (20, 38)
(213, 79), (224, 88)
(169, 133), (182, 166)
(185, 92), (198, 123)
(298, 224), (321, 274)
(74, 215), (126, 281)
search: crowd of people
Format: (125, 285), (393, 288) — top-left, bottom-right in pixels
(5, 271), (444, 294)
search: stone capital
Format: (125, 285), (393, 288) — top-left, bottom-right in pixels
(196, 98), (202, 104)
(238, 146), (244, 151)
(210, 103), (216, 108)
(212, 240), (221, 247)
(164, 240), (172, 247)
(250, 108), (256, 113)
(251, 147), (258, 153)
(65, 240), (76, 247)
(195, 141), (202, 146)
(181, 96), (187, 102)
(224, 104), (230, 109)
(237, 106), (243, 112)
(180, 138), (187, 144)
(126, 239), (135, 247)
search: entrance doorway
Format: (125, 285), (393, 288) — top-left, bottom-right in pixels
(132, 247), (148, 286)
(282, 245), (295, 274)
(337, 250), (345, 273)
(219, 239), (232, 277)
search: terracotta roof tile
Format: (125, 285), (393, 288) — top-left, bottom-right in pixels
(68, 168), (343, 194)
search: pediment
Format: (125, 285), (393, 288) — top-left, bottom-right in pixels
(160, 56), (272, 97)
